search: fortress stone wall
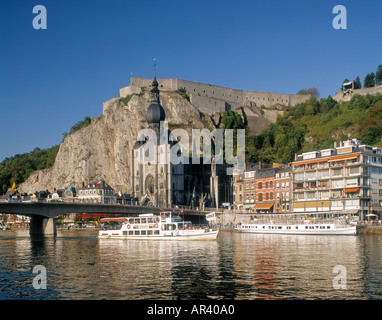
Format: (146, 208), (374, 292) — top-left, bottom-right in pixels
(115, 77), (311, 115)
(333, 86), (382, 103)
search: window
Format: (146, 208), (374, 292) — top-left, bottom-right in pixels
(332, 168), (342, 177)
(349, 167), (359, 175)
(307, 192), (316, 199)
(258, 182), (262, 189)
(345, 178), (358, 186)
(319, 170), (330, 179)
(306, 172), (317, 180)
(258, 193), (263, 201)
(332, 179), (344, 188)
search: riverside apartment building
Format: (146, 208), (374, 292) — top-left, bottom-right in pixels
(291, 138), (382, 219)
(233, 138), (382, 220)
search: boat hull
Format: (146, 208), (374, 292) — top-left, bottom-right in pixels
(235, 224), (356, 236)
(98, 230), (219, 240)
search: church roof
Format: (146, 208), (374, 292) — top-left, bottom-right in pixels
(147, 76), (165, 125)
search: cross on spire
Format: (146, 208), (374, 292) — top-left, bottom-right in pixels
(153, 58), (157, 77)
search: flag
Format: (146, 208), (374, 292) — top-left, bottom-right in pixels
(206, 212), (216, 222)
(116, 191), (122, 197)
(65, 185), (72, 194)
(11, 182), (16, 192)
(144, 193), (148, 199)
(34, 176), (39, 184)
(95, 180), (101, 187)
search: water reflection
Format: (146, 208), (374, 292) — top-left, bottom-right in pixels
(0, 229), (381, 299)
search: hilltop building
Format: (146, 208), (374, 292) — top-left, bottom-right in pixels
(112, 77), (311, 116)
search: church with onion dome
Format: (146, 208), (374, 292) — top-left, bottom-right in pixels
(130, 76), (229, 209)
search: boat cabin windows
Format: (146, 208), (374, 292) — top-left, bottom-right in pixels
(162, 224), (177, 231)
(128, 216), (159, 224)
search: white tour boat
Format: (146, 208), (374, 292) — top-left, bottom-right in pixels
(235, 221), (356, 235)
(98, 211), (219, 240)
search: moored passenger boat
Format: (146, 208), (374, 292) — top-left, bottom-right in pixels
(235, 222), (356, 235)
(98, 211), (219, 240)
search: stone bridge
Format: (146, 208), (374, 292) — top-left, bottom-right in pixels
(0, 202), (209, 236)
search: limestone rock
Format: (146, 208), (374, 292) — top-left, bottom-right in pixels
(19, 90), (283, 194)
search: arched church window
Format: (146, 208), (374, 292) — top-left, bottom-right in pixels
(145, 174), (154, 194)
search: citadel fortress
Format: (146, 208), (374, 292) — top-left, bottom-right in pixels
(104, 77), (312, 115)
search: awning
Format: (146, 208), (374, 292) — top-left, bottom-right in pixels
(243, 204), (255, 209)
(79, 213), (108, 219)
(344, 187), (360, 193)
(292, 153), (360, 166)
(292, 158), (328, 166)
(328, 154), (360, 162)
(253, 203), (274, 210)
(100, 218), (128, 222)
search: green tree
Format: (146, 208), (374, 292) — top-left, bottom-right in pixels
(364, 73), (376, 88)
(376, 65), (382, 86)
(354, 76), (362, 89)
(221, 110), (245, 130)
(297, 88), (320, 98)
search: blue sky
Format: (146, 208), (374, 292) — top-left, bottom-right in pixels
(0, 0), (381, 162)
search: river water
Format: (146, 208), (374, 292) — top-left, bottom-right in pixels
(0, 229), (381, 300)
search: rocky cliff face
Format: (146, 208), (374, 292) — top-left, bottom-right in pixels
(19, 91), (282, 194)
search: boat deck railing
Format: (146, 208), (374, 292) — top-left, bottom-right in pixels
(243, 218), (350, 226)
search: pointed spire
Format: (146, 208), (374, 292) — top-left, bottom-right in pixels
(150, 58), (160, 101)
